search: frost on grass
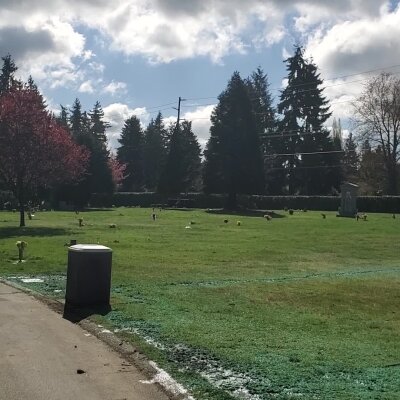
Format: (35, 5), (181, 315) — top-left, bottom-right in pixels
(106, 311), (271, 400)
(4, 274), (66, 296)
(140, 361), (195, 400)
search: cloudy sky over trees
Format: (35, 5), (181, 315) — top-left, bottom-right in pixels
(1, 0), (399, 148)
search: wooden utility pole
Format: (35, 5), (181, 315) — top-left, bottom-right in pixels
(174, 97), (185, 130)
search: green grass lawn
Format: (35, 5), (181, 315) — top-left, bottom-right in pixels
(1, 208), (399, 399)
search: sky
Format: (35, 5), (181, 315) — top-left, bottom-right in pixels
(1, 0), (400, 150)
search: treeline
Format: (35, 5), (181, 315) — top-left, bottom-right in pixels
(1, 45), (399, 211)
(116, 114), (202, 194)
(116, 46), (345, 207)
(58, 46), (397, 206)
(115, 46), (398, 206)
(54, 99), (122, 207)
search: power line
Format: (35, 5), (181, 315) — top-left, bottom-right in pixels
(131, 105), (176, 118)
(267, 149), (346, 157)
(144, 101), (177, 111)
(263, 130), (334, 139)
(183, 63), (400, 102)
(126, 64), (400, 119)
(269, 164), (344, 171)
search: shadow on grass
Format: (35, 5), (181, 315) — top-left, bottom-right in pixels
(63, 303), (112, 323)
(82, 208), (114, 212)
(164, 207), (195, 212)
(0, 227), (71, 239)
(206, 208), (285, 218)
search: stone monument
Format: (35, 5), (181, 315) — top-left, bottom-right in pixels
(339, 182), (358, 217)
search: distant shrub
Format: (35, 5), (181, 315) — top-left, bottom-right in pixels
(289, 209), (294, 215)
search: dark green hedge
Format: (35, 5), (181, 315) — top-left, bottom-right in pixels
(357, 196), (400, 213)
(90, 192), (400, 213)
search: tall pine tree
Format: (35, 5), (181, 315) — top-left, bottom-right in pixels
(343, 132), (359, 183)
(143, 112), (168, 191)
(69, 98), (83, 139)
(88, 101), (113, 194)
(58, 100), (113, 207)
(0, 54), (18, 94)
(158, 120), (202, 194)
(117, 115), (145, 191)
(203, 72), (264, 208)
(90, 101), (110, 143)
(277, 46), (339, 194)
(246, 67), (283, 194)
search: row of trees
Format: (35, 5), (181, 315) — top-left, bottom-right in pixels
(1, 46), (399, 223)
(117, 47), (344, 205)
(80, 46), (400, 204)
(116, 113), (202, 194)
(203, 47), (343, 206)
(0, 56), (89, 226)
(55, 99), (124, 207)
(201, 48), (400, 198)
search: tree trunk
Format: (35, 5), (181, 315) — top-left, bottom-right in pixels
(18, 184), (25, 227)
(19, 202), (25, 227)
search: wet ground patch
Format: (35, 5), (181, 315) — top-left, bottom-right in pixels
(3, 274), (66, 297)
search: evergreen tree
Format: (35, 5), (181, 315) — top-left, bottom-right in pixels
(246, 67), (283, 194)
(26, 76), (46, 109)
(181, 120), (202, 191)
(117, 115), (145, 191)
(277, 46), (339, 194)
(203, 72), (264, 208)
(343, 132), (359, 182)
(0, 54), (18, 94)
(246, 67), (275, 143)
(57, 105), (70, 131)
(69, 98), (83, 139)
(158, 120), (202, 194)
(88, 101), (113, 194)
(143, 112), (168, 191)
(58, 100), (114, 207)
(90, 101), (110, 143)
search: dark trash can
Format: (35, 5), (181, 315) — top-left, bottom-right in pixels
(65, 244), (112, 308)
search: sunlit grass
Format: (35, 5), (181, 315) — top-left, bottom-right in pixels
(1, 208), (399, 399)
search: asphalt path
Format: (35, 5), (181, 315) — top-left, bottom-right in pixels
(0, 282), (172, 400)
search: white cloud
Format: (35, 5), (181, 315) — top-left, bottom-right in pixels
(303, 4), (400, 126)
(0, 0), (394, 73)
(78, 80), (95, 93)
(103, 81), (128, 95)
(306, 7), (400, 77)
(82, 49), (94, 60)
(0, 17), (86, 87)
(0, 0), (397, 133)
(88, 61), (105, 73)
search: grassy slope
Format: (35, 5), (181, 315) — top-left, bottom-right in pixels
(0, 208), (399, 399)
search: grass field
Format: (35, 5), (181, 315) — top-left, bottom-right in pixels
(1, 208), (399, 399)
